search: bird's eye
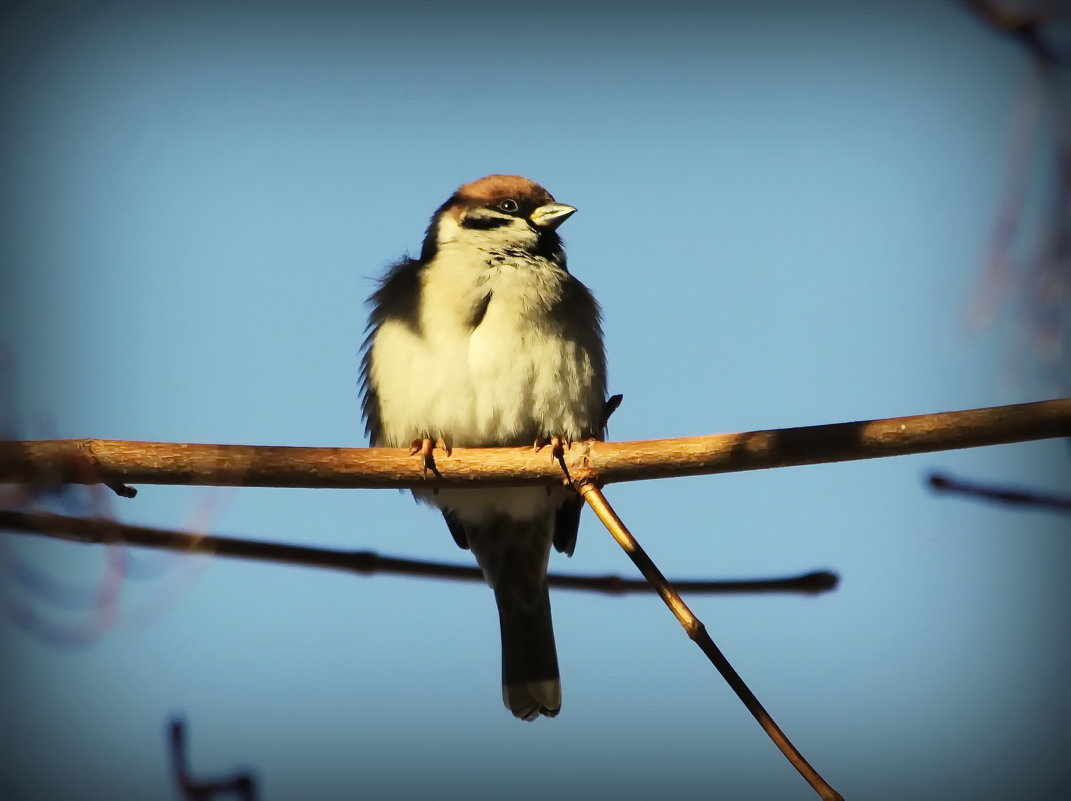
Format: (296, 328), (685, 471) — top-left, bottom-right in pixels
(498, 198), (519, 213)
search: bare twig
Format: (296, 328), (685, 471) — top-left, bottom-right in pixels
(169, 717), (256, 801)
(577, 482), (842, 801)
(0, 509), (838, 596)
(928, 471), (1071, 513)
(1, 398), (1068, 492)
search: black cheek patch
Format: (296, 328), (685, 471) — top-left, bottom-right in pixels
(461, 214), (512, 230)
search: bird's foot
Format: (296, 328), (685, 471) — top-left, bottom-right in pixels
(534, 434), (573, 487)
(533, 434), (570, 462)
(409, 437), (449, 479)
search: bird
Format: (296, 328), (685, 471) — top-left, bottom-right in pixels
(360, 174), (607, 720)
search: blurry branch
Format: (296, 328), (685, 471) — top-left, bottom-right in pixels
(169, 717), (256, 801)
(962, 0), (1067, 68)
(0, 509), (838, 596)
(928, 471), (1071, 513)
(1, 398), (1069, 493)
(963, 0), (1070, 375)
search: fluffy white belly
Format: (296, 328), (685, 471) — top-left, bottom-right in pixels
(371, 292), (593, 448)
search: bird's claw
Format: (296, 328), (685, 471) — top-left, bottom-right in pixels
(534, 434), (569, 463)
(409, 437), (445, 479)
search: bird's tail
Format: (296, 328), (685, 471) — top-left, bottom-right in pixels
(493, 579), (560, 721)
(462, 514), (561, 720)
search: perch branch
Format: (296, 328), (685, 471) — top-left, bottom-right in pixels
(1, 398), (1068, 491)
(0, 510), (838, 596)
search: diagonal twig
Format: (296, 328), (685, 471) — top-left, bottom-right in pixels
(577, 481), (843, 801)
(0, 509), (838, 596)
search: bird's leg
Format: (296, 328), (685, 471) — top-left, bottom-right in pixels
(534, 434), (573, 490)
(409, 437), (445, 479)
(533, 434), (570, 461)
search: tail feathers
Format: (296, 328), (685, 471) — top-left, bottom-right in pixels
(504, 680), (560, 722)
(495, 583), (561, 721)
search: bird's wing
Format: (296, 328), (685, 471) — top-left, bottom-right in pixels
(441, 509), (468, 549)
(551, 274), (609, 556)
(359, 256), (424, 444)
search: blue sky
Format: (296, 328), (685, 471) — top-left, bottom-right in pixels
(2, 1), (1068, 800)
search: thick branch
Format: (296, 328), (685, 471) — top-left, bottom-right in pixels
(1, 398), (1068, 491)
(0, 510), (838, 596)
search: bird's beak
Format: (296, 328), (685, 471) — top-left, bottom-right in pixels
(529, 202), (577, 230)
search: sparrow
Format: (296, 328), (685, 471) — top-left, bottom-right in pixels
(360, 174), (607, 720)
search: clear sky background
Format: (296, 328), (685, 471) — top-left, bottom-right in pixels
(2, 1), (1069, 800)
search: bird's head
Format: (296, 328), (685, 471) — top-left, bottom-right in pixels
(420, 174), (576, 262)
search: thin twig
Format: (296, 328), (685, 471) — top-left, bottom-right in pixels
(577, 482), (843, 801)
(0, 509), (838, 596)
(928, 471), (1071, 513)
(1, 398), (1068, 491)
(169, 717), (256, 801)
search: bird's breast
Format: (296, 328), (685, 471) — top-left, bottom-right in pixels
(370, 251), (598, 449)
